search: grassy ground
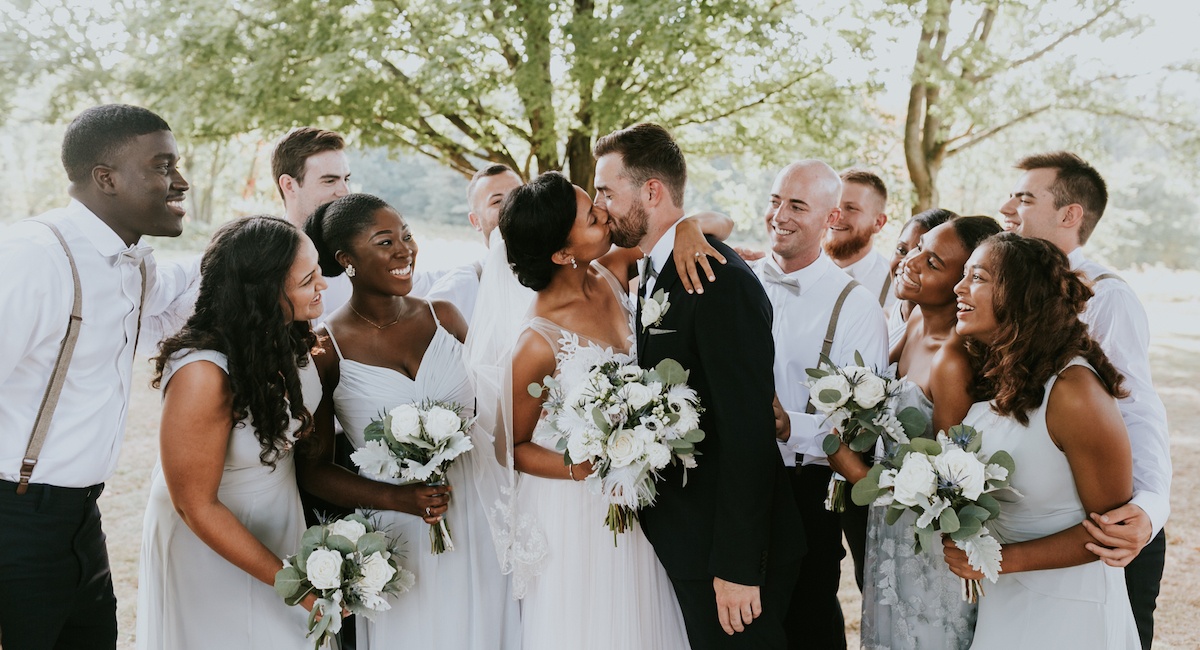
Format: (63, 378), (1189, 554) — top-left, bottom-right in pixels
(105, 261), (1200, 648)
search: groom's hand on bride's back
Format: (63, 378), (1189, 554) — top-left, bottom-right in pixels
(713, 577), (762, 635)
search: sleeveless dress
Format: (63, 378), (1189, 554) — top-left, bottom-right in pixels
(326, 302), (520, 650)
(861, 381), (977, 649)
(962, 358), (1139, 649)
(137, 349), (318, 649)
(516, 262), (688, 650)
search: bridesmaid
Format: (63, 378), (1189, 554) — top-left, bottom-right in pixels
(137, 216), (327, 648)
(830, 216), (999, 649)
(295, 193), (521, 650)
(885, 208), (956, 349)
(946, 233), (1137, 648)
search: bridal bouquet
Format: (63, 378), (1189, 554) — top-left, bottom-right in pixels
(350, 400), (475, 554)
(850, 424), (1017, 603)
(805, 352), (927, 512)
(274, 514), (416, 649)
(529, 339), (704, 544)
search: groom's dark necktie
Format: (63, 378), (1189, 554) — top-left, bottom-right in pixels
(639, 257), (659, 299)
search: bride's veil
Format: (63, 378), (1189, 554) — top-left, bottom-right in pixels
(465, 229), (545, 598)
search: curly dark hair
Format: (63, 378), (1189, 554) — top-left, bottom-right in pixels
(499, 171), (577, 291)
(965, 233), (1126, 424)
(153, 216), (317, 467)
(303, 193), (393, 277)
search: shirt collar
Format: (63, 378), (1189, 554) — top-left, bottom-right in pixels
(840, 249), (878, 280)
(645, 220), (681, 278)
(64, 200), (154, 267)
(762, 252), (836, 295)
(1066, 246), (1086, 270)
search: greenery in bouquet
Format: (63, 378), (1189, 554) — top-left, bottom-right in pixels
(805, 351), (928, 512)
(851, 423), (1017, 602)
(351, 400), (475, 554)
(274, 513), (415, 649)
(529, 345), (704, 543)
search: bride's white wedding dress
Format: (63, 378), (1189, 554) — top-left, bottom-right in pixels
(515, 263), (688, 650)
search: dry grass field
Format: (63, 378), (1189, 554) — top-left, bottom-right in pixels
(103, 264), (1199, 649)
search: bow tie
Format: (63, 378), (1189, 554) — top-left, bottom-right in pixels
(761, 263), (800, 295)
(112, 245), (153, 267)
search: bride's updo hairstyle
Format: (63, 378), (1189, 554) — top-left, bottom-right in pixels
(303, 193), (393, 277)
(966, 232), (1125, 424)
(499, 171), (577, 291)
(152, 216), (316, 467)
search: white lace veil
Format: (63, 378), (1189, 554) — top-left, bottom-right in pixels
(465, 229), (545, 598)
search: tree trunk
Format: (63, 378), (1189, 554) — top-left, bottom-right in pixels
(904, 0), (953, 214)
(565, 131), (595, 194)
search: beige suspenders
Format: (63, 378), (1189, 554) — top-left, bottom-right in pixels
(877, 273), (892, 307)
(1092, 272), (1124, 284)
(796, 278), (861, 467)
(16, 221), (147, 495)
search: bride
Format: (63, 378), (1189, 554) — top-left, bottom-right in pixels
(495, 171), (724, 649)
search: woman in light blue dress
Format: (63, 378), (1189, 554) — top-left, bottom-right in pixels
(138, 216), (328, 649)
(297, 194), (520, 650)
(948, 233), (1138, 649)
(830, 216), (1000, 649)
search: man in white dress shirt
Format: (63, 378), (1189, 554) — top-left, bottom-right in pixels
(757, 161), (888, 649)
(823, 168), (897, 315)
(998, 151), (1171, 650)
(0, 105), (195, 650)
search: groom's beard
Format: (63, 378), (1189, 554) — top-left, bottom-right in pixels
(822, 225), (873, 261)
(609, 200), (650, 249)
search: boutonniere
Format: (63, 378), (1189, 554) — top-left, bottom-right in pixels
(641, 289), (670, 329)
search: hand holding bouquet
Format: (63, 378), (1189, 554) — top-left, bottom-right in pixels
(850, 424), (1017, 602)
(350, 400), (475, 553)
(530, 345), (704, 544)
(274, 514), (415, 649)
(805, 352), (927, 512)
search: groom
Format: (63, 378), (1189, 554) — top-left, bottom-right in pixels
(594, 123), (804, 649)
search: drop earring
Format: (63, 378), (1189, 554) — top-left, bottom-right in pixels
(570, 256), (578, 269)
(345, 264), (356, 277)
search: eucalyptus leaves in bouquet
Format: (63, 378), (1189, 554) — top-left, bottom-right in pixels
(530, 346), (704, 544)
(851, 424), (1018, 603)
(274, 513), (415, 649)
(350, 400), (475, 554)
(805, 351), (928, 512)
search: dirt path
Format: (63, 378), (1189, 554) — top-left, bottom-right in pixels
(106, 271), (1200, 648)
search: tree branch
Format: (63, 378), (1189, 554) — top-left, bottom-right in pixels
(967, 0), (1120, 83)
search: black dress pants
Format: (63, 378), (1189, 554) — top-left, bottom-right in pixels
(0, 480), (117, 650)
(1126, 529), (1167, 650)
(785, 465), (852, 650)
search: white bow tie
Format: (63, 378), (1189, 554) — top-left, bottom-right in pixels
(761, 263), (800, 295)
(113, 245), (153, 267)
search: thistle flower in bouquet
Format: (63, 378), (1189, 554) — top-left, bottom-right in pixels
(850, 424), (1017, 603)
(350, 400), (475, 554)
(530, 345), (704, 543)
(274, 513), (415, 649)
(805, 351), (928, 512)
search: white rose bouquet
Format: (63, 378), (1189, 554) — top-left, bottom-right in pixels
(350, 400), (475, 554)
(850, 423), (1017, 603)
(805, 352), (927, 512)
(274, 513), (416, 649)
(529, 342), (704, 544)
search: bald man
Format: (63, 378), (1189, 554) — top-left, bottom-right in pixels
(754, 161), (888, 649)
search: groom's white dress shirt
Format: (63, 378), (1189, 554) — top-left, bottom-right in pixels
(754, 254), (889, 468)
(0, 201), (196, 488)
(641, 220), (681, 296)
(841, 248), (897, 315)
(1069, 248), (1172, 536)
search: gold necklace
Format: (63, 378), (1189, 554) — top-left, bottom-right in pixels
(350, 304), (403, 329)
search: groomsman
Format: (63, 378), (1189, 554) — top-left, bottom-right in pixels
(594, 123), (804, 649)
(999, 152), (1171, 650)
(823, 169), (896, 315)
(0, 105), (196, 649)
(757, 160), (889, 649)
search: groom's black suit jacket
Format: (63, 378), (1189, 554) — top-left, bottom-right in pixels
(638, 236), (805, 587)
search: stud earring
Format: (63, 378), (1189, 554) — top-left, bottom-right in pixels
(570, 257), (578, 269)
(345, 264), (356, 277)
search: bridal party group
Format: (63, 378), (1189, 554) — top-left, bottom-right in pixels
(0, 104), (1169, 650)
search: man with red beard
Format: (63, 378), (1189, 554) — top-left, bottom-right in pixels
(823, 169), (896, 315)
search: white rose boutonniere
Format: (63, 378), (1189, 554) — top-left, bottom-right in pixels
(640, 289), (670, 329)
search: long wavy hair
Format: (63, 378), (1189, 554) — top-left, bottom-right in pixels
(153, 216), (317, 466)
(965, 233), (1125, 424)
